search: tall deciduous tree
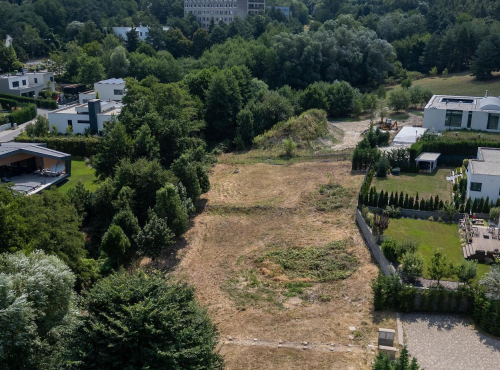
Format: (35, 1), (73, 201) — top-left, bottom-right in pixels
(109, 46), (129, 78)
(427, 249), (454, 285)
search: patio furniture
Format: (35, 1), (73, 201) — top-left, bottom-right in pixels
(484, 234), (490, 239)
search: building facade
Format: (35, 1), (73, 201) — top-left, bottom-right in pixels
(0, 72), (54, 98)
(112, 26), (171, 41)
(184, 0), (265, 28)
(48, 100), (122, 135)
(79, 78), (126, 103)
(423, 94), (500, 133)
(466, 147), (500, 202)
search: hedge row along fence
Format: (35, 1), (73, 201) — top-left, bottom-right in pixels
(410, 139), (500, 162)
(360, 186), (444, 211)
(9, 104), (37, 124)
(15, 136), (101, 157)
(0, 93), (57, 110)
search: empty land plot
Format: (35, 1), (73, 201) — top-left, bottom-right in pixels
(166, 160), (395, 370)
(372, 168), (452, 201)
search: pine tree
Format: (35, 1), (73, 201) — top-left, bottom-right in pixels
(379, 190), (385, 208)
(483, 197), (490, 213)
(429, 196), (434, 211)
(389, 192), (394, 206)
(420, 199), (425, 210)
(409, 196), (414, 210)
(384, 191), (389, 207)
(478, 198), (485, 214)
(404, 194), (409, 209)
(434, 195), (440, 210)
(399, 192), (404, 208)
(465, 198), (472, 213)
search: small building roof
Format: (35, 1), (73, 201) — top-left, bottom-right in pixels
(393, 127), (428, 145)
(415, 152), (441, 162)
(470, 147), (500, 176)
(0, 142), (70, 161)
(96, 78), (125, 85)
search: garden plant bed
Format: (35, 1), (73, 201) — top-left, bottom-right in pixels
(385, 218), (490, 280)
(371, 168), (452, 202)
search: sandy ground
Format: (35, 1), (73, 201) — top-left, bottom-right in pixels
(146, 161), (396, 370)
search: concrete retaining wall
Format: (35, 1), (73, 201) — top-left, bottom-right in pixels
(356, 209), (396, 276)
(0, 122), (11, 133)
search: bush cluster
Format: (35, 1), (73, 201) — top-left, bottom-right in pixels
(0, 97), (18, 110)
(9, 104), (36, 124)
(0, 92), (57, 109)
(15, 135), (101, 157)
(352, 127), (388, 170)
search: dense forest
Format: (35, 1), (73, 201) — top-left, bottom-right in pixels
(1, 0), (500, 368)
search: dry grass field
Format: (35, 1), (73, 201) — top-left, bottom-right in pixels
(150, 160), (396, 370)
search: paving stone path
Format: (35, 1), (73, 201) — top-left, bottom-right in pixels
(401, 313), (500, 370)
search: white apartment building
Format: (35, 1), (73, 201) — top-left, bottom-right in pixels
(423, 94), (500, 133)
(112, 25), (171, 41)
(466, 147), (500, 202)
(0, 71), (54, 98)
(48, 100), (122, 135)
(79, 78), (126, 103)
(184, 0), (265, 28)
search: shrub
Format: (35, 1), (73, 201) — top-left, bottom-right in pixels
(490, 207), (500, 222)
(428, 216), (434, 222)
(375, 156), (390, 177)
(281, 137), (297, 157)
(384, 205), (401, 218)
(0, 93), (57, 109)
(382, 238), (398, 262)
(9, 104), (37, 124)
(400, 252), (424, 281)
(15, 135), (101, 156)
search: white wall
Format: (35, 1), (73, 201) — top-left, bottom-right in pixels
(48, 112), (90, 135)
(79, 92), (96, 104)
(94, 82), (125, 101)
(112, 26), (149, 41)
(467, 171), (500, 202)
(423, 108), (500, 133)
(423, 108), (446, 130)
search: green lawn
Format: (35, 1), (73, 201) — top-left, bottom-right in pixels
(442, 130), (500, 143)
(385, 218), (490, 281)
(372, 168), (452, 202)
(57, 159), (99, 193)
(389, 71), (500, 97)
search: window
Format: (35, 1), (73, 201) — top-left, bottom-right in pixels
(50, 76), (54, 82)
(467, 111), (472, 128)
(114, 89), (124, 95)
(12, 81), (19, 88)
(445, 110), (463, 127)
(67, 120), (73, 127)
(470, 182), (482, 192)
(34, 78), (38, 83)
(487, 114), (500, 130)
(22, 80), (27, 86)
(77, 120), (90, 124)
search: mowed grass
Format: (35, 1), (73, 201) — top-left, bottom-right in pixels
(372, 168), (451, 201)
(57, 159), (99, 193)
(389, 71), (500, 97)
(442, 130), (500, 142)
(385, 218), (490, 280)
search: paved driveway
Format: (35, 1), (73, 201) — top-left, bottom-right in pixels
(401, 313), (500, 370)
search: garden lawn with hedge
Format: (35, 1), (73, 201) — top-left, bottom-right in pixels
(385, 218), (490, 281)
(57, 159), (98, 193)
(372, 168), (451, 201)
(442, 130), (500, 143)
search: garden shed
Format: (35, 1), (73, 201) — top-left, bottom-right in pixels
(415, 152), (441, 173)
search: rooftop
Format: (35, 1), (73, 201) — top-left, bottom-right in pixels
(0, 142), (70, 160)
(97, 78), (125, 85)
(425, 95), (500, 112)
(393, 127), (428, 145)
(470, 147), (500, 176)
(415, 152), (441, 162)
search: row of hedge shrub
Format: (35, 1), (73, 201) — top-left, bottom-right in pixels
(15, 135), (101, 157)
(372, 273), (474, 313)
(360, 187), (444, 211)
(0, 93), (57, 110)
(410, 139), (500, 162)
(9, 104), (37, 124)
(0, 97), (19, 110)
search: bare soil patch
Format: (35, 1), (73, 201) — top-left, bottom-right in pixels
(159, 160), (395, 369)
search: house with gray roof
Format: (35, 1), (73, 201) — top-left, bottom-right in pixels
(0, 142), (71, 195)
(466, 147), (500, 201)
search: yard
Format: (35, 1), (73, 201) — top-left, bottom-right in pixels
(385, 218), (490, 280)
(372, 168), (452, 202)
(442, 130), (500, 143)
(389, 71), (500, 97)
(57, 158), (98, 193)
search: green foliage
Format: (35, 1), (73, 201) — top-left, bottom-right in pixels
(456, 260), (477, 286)
(172, 154), (202, 204)
(428, 249), (454, 284)
(25, 115), (49, 137)
(9, 104), (37, 124)
(258, 240), (357, 283)
(490, 207), (500, 222)
(0, 93), (57, 110)
(67, 271), (223, 370)
(375, 156), (391, 177)
(0, 251), (78, 370)
(135, 212), (174, 260)
(155, 183), (189, 237)
(281, 137), (298, 157)
(382, 238), (398, 262)
(429, 67), (438, 76)
(93, 122), (133, 179)
(372, 346), (420, 370)
(479, 265), (500, 300)
(400, 252), (424, 280)
(15, 135), (100, 157)
(317, 182), (352, 211)
(388, 89), (410, 111)
(101, 224), (131, 268)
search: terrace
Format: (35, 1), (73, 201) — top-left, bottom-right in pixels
(461, 214), (500, 261)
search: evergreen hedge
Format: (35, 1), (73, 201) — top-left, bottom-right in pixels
(0, 97), (19, 110)
(9, 104), (37, 124)
(15, 135), (101, 157)
(0, 93), (57, 110)
(410, 139), (500, 162)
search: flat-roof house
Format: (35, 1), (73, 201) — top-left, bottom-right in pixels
(112, 26), (170, 41)
(0, 71), (55, 98)
(0, 142), (71, 195)
(466, 147), (500, 202)
(79, 78), (126, 103)
(48, 99), (122, 135)
(423, 94), (500, 132)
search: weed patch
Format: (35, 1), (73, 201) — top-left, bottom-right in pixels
(258, 240), (357, 283)
(316, 182), (353, 211)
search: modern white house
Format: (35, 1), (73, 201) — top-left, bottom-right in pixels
(0, 71), (54, 98)
(423, 94), (500, 133)
(112, 25), (170, 41)
(48, 99), (122, 135)
(79, 78), (126, 103)
(466, 147), (500, 202)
